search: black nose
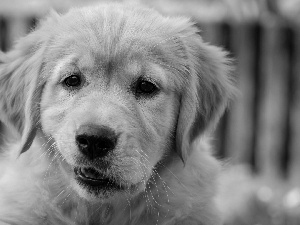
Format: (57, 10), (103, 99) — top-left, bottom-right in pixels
(75, 125), (118, 160)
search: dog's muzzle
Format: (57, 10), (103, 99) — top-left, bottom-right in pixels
(74, 124), (123, 191)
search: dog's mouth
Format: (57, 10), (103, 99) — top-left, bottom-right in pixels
(74, 167), (124, 190)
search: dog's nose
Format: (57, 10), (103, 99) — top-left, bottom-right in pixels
(75, 125), (118, 159)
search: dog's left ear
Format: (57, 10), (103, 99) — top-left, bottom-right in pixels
(175, 27), (236, 162)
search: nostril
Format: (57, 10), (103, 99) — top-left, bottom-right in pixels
(76, 136), (89, 149)
(96, 137), (117, 151)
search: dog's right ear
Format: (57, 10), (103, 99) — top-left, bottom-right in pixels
(0, 12), (59, 156)
(0, 40), (46, 157)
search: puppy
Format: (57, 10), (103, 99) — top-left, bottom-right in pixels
(0, 3), (235, 225)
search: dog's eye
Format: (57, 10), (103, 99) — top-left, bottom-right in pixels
(64, 75), (82, 87)
(135, 79), (159, 97)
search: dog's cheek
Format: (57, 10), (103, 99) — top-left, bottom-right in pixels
(142, 95), (177, 162)
(120, 94), (177, 189)
(111, 130), (147, 184)
(41, 109), (76, 162)
(40, 84), (72, 134)
(41, 107), (65, 135)
(40, 90), (79, 162)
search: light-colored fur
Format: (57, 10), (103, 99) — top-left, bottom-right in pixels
(0, 3), (235, 225)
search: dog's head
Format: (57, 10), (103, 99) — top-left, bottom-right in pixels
(0, 4), (235, 201)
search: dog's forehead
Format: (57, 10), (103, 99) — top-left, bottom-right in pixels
(43, 4), (192, 89)
(46, 4), (191, 59)
(77, 51), (145, 82)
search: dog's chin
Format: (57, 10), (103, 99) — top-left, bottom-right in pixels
(74, 167), (124, 196)
(68, 166), (143, 202)
(55, 153), (146, 202)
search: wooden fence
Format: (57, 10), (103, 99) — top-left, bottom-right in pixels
(0, 14), (300, 184)
(198, 19), (300, 186)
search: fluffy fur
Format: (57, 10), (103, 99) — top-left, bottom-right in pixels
(0, 3), (235, 225)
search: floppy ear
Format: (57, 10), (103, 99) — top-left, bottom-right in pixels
(175, 28), (236, 162)
(0, 24), (51, 156)
(0, 11), (60, 156)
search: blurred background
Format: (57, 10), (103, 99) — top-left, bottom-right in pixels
(0, 0), (300, 224)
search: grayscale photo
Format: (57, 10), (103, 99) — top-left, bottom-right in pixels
(0, 0), (299, 224)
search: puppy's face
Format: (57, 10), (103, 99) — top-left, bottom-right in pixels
(0, 4), (235, 202)
(40, 43), (179, 200)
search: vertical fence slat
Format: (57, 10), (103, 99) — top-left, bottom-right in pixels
(0, 16), (8, 146)
(288, 27), (300, 185)
(216, 23), (232, 160)
(0, 16), (8, 51)
(256, 22), (290, 180)
(225, 23), (259, 166)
